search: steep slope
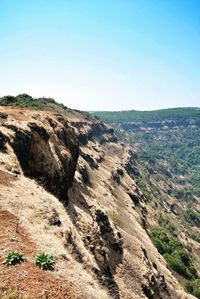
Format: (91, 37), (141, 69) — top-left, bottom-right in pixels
(93, 108), (200, 298)
(0, 99), (196, 298)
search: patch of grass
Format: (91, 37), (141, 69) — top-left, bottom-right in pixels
(107, 211), (123, 226)
(34, 252), (56, 270)
(0, 288), (29, 299)
(5, 251), (24, 266)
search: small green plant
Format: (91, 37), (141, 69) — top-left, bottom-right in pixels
(34, 252), (56, 270)
(5, 251), (24, 266)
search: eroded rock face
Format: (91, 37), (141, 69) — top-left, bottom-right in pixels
(80, 209), (123, 298)
(2, 113), (79, 203)
(71, 119), (117, 145)
(12, 129), (32, 172)
(28, 122), (79, 203)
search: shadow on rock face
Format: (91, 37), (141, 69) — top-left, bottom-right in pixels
(0, 131), (8, 152)
(11, 120), (79, 204)
(12, 129), (32, 171)
(92, 209), (123, 299)
(67, 178), (123, 299)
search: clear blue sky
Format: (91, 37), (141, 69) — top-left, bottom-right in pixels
(0, 0), (199, 110)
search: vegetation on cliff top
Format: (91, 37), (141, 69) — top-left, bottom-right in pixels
(0, 94), (93, 120)
(0, 94), (59, 110)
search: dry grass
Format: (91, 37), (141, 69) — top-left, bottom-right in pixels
(0, 170), (16, 187)
(107, 210), (123, 226)
(96, 291), (112, 299)
(0, 288), (29, 299)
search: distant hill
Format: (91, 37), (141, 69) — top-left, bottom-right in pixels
(93, 106), (200, 198)
(93, 107), (200, 125)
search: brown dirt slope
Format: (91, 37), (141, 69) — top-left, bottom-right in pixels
(0, 210), (81, 299)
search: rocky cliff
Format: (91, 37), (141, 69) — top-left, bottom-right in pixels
(0, 105), (196, 299)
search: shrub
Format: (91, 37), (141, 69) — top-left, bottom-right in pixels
(150, 227), (197, 279)
(158, 212), (176, 233)
(5, 251), (24, 266)
(150, 227), (181, 255)
(172, 189), (192, 200)
(163, 251), (194, 279)
(184, 208), (200, 227)
(34, 252), (56, 270)
(190, 232), (200, 243)
(187, 279), (200, 299)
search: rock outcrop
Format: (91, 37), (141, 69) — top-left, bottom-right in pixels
(1, 111), (78, 203)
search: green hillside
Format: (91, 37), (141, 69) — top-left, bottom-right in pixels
(93, 107), (200, 124)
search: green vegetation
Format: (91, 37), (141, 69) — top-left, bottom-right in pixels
(5, 251), (24, 266)
(187, 279), (200, 299)
(134, 177), (153, 201)
(34, 252), (56, 270)
(184, 208), (200, 227)
(0, 94), (94, 121)
(95, 107), (200, 296)
(150, 227), (197, 279)
(150, 212), (198, 283)
(133, 127), (200, 198)
(0, 94), (57, 109)
(189, 231), (200, 243)
(95, 108), (200, 198)
(171, 189), (193, 201)
(93, 107), (200, 124)
(158, 213), (176, 233)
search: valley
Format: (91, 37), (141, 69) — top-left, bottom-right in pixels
(94, 108), (200, 298)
